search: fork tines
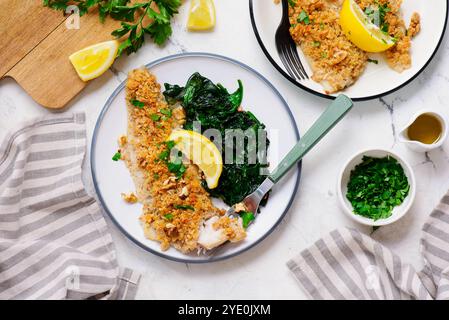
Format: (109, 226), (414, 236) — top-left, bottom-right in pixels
(275, 0), (309, 81)
(277, 39), (309, 81)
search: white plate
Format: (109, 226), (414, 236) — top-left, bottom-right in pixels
(249, 0), (448, 101)
(91, 53), (301, 263)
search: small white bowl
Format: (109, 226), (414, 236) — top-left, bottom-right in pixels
(337, 148), (416, 227)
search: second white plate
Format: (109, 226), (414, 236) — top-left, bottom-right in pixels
(250, 0), (448, 101)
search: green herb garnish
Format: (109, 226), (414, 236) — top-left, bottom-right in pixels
(346, 156), (410, 221)
(160, 108), (172, 117)
(165, 140), (176, 149)
(112, 151), (121, 161)
(364, 7), (374, 16)
(157, 140), (186, 178)
(287, 0), (297, 7)
(150, 114), (161, 121)
(364, 2), (391, 35)
(158, 141), (175, 161)
(174, 204), (194, 211)
(158, 149), (169, 161)
(43, 0), (181, 56)
(131, 99), (145, 108)
(367, 58), (379, 64)
(164, 214), (173, 220)
(297, 10), (310, 25)
(312, 41), (321, 47)
(167, 160), (186, 178)
(240, 211), (255, 229)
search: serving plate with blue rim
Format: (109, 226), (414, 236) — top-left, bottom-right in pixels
(249, 0), (448, 101)
(91, 53), (301, 263)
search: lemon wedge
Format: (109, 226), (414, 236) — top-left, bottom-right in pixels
(69, 40), (118, 82)
(339, 0), (395, 53)
(187, 0), (216, 31)
(168, 129), (222, 189)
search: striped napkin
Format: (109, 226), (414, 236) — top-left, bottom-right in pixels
(0, 113), (140, 300)
(287, 194), (449, 300)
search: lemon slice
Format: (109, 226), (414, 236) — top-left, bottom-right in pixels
(168, 129), (222, 189)
(69, 40), (118, 82)
(187, 0), (216, 31)
(339, 0), (395, 53)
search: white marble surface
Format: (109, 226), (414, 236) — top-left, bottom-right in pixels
(1, 0), (449, 299)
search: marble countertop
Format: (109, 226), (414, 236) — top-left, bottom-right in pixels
(1, 0), (449, 299)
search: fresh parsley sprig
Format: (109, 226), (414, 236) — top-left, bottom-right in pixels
(111, 0), (180, 56)
(43, 0), (181, 56)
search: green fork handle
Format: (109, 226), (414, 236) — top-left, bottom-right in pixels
(269, 94), (354, 184)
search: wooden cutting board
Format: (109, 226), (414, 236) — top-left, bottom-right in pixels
(0, 0), (122, 109)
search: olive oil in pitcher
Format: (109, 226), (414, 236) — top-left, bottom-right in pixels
(407, 113), (442, 144)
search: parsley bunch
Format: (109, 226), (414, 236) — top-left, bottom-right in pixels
(346, 156), (410, 221)
(43, 0), (181, 55)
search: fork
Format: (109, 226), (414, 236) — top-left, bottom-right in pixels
(207, 95), (353, 257)
(275, 0), (309, 81)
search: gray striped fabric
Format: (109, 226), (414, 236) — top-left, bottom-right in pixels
(287, 193), (449, 300)
(0, 113), (140, 300)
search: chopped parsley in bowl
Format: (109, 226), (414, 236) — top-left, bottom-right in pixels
(337, 149), (416, 226)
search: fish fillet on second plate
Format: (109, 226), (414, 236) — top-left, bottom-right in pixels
(288, 0), (420, 93)
(289, 0), (368, 93)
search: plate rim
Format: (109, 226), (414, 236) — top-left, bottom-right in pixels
(249, 0), (449, 101)
(90, 52), (302, 264)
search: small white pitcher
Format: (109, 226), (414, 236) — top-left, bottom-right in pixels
(398, 110), (448, 152)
